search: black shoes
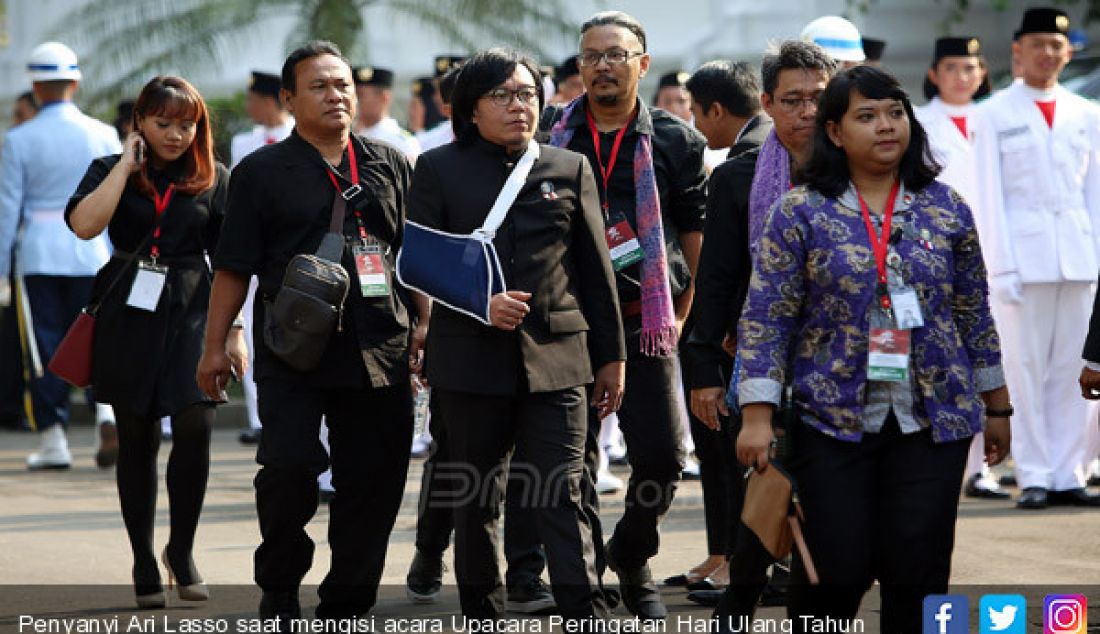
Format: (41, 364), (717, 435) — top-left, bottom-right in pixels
(506, 578), (557, 614)
(260, 590), (301, 633)
(239, 428), (261, 445)
(1016, 487), (1048, 509)
(406, 549), (444, 603)
(964, 473), (1010, 499)
(606, 539), (667, 621)
(686, 589), (723, 607)
(1048, 487), (1100, 507)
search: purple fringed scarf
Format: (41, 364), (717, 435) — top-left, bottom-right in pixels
(549, 97), (677, 356)
(747, 130), (792, 257)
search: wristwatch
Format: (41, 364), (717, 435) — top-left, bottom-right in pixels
(985, 405), (1014, 418)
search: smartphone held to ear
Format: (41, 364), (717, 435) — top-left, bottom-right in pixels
(133, 138), (145, 165)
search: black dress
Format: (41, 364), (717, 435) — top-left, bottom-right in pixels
(65, 156), (229, 419)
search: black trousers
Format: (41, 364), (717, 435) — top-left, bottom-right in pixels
(597, 327), (685, 568)
(254, 377), (413, 618)
(785, 415), (970, 634)
(434, 386), (607, 620)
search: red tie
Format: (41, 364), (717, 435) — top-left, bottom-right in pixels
(265, 137), (276, 144)
(1035, 101), (1056, 128)
(949, 116), (968, 139)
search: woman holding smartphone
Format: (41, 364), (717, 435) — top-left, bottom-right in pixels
(65, 76), (243, 608)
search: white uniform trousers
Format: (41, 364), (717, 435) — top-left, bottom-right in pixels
(992, 282), (1096, 490)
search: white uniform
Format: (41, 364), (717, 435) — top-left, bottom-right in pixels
(415, 120), (454, 152)
(229, 119), (294, 168)
(228, 118), (293, 433)
(357, 116), (420, 163)
(972, 80), (1100, 491)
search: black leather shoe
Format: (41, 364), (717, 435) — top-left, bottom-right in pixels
(759, 581), (788, 607)
(686, 577), (726, 591)
(606, 539), (666, 621)
(406, 549), (444, 603)
(1047, 488), (1100, 507)
(1089, 474), (1100, 487)
(964, 474), (1010, 499)
(259, 590), (301, 633)
(1016, 487), (1048, 509)
(239, 428), (261, 445)
(999, 473), (1017, 487)
(506, 578), (556, 614)
(686, 589), (723, 607)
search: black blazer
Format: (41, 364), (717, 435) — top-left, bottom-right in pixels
(408, 137), (626, 395)
(1084, 274), (1100, 363)
(684, 116), (774, 390)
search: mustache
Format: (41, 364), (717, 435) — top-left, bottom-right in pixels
(593, 74), (618, 85)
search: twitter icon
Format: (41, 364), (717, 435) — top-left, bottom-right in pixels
(981, 595), (1026, 634)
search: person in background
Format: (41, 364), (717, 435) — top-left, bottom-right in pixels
(416, 56), (464, 152)
(800, 16), (865, 69)
(915, 35), (1005, 500)
(12, 92), (38, 126)
(737, 65), (1010, 634)
(66, 75), (237, 609)
(353, 65), (421, 162)
(551, 55), (584, 105)
(861, 37), (886, 67)
(0, 42), (121, 471)
(654, 71), (692, 122)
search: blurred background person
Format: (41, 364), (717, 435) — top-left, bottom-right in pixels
(353, 65), (421, 162)
(551, 55), (584, 105)
(801, 15), (865, 69)
(12, 91), (38, 126)
(415, 56), (464, 152)
(861, 37), (887, 67)
(654, 70), (692, 122)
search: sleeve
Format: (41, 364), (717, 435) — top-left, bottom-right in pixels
(684, 161), (750, 389)
(211, 159), (264, 275)
(405, 152), (445, 229)
(203, 164), (230, 254)
(737, 193), (809, 407)
(0, 135), (24, 279)
(573, 155), (627, 368)
(1083, 272), (1100, 363)
(949, 193), (1005, 391)
(969, 106), (1018, 278)
(389, 147), (413, 248)
(668, 128), (709, 234)
(63, 156), (116, 231)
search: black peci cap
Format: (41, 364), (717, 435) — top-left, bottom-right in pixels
(657, 70), (690, 89)
(932, 36), (982, 65)
(434, 55), (466, 78)
(556, 55), (580, 81)
(1014, 7), (1071, 40)
(353, 66), (394, 88)
(248, 71), (281, 97)
(862, 37), (887, 62)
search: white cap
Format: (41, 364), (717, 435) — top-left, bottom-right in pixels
(800, 16), (865, 63)
(27, 42), (82, 82)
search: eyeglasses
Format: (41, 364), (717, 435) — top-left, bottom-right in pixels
(776, 95), (822, 113)
(578, 50), (644, 67)
(483, 87), (539, 107)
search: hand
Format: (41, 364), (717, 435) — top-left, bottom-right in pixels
(226, 329), (249, 379)
(736, 406), (775, 472)
(591, 360), (625, 420)
(120, 132), (146, 174)
(196, 346), (232, 402)
(409, 322), (428, 382)
(1080, 366), (1100, 399)
(721, 333), (737, 358)
(489, 290), (531, 331)
(675, 317), (687, 339)
(984, 416), (1011, 466)
(690, 387), (729, 430)
(989, 273), (1023, 305)
(0, 277), (10, 308)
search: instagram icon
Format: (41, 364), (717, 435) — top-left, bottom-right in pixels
(1044, 595), (1087, 634)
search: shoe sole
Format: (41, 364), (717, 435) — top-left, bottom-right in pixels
(96, 424), (119, 468)
(506, 598), (557, 614)
(27, 462), (71, 471)
(406, 588), (441, 604)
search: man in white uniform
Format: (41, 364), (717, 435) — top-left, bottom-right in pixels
(414, 56), (463, 152)
(972, 7), (1100, 509)
(230, 71), (294, 445)
(0, 42), (121, 469)
(353, 66), (420, 162)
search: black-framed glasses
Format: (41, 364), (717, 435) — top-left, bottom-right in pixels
(776, 94), (822, 112)
(483, 87), (539, 107)
(578, 49), (644, 67)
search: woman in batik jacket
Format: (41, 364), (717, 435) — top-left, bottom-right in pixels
(734, 66), (1012, 634)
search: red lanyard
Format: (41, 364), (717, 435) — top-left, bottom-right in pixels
(857, 179), (900, 309)
(324, 139), (369, 241)
(585, 106), (635, 212)
(149, 184), (175, 260)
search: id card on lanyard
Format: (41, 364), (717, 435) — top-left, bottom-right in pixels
(326, 142), (390, 298)
(858, 180), (911, 382)
(126, 184), (174, 312)
(586, 107), (644, 271)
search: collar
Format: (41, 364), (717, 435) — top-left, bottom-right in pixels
(931, 97), (972, 117)
(1016, 81), (1059, 102)
(468, 133), (533, 162)
(564, 94), (653, 136)
(838, 180), (914, 214)
(36, 101), (76, 115)
(281, 128), (374, 167)
(733, 114), (763, 145)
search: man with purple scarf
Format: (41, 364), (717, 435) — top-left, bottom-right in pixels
(539, 10), (707, 621)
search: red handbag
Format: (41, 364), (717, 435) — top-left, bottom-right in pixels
(48, 308), (97, 388)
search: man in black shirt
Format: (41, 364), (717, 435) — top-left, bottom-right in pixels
(198, 41), (427, 626)
(541, 10), (707, 621)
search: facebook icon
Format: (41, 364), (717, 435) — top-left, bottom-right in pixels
(924, 595), (970, 634)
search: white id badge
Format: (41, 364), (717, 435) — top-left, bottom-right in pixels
(889, 287), (924, 330)
(353, 243), (389, 297)
(126, 261), (168, 312)
(867, 328), (910, 382)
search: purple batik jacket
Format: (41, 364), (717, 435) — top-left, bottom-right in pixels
(737, 180), (1004, 443)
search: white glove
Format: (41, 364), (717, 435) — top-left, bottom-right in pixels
(0, 277), (10, 308)
(989, 272), (1024, 305)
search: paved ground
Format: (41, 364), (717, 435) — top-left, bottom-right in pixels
(1, 420), (1098, 632)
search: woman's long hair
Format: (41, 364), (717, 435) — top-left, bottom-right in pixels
(129, 76), (216, 197)
(799, 66), (940, 198)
